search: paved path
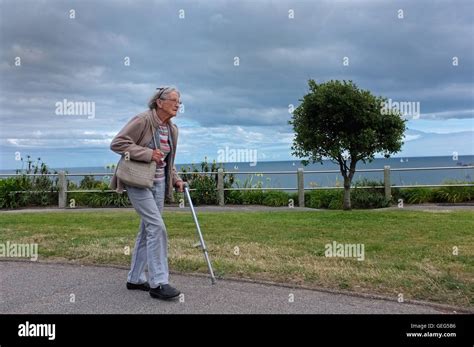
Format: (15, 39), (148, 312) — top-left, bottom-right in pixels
(0, 261), (459, 314)
(1, 203), (473, 214)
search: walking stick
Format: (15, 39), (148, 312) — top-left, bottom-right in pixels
(183, 182), (217, 284)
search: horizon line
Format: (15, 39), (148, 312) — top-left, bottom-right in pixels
(1, 154), (473, 171)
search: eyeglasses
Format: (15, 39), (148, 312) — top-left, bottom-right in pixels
(160, 98), (182, 105)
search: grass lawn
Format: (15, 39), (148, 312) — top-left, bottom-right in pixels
(0, 209), (472, 307)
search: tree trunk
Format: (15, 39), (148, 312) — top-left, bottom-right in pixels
(343, 176), (351, 210)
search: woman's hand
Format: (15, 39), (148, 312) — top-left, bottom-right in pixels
(151, 149), (164, 164)
(175, 180), (185, 192)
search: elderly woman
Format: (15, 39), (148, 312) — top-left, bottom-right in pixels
(110, 86), (184, 300)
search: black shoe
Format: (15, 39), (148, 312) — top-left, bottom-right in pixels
(149, 284), (181, 300)
(126, 282), (150, 291)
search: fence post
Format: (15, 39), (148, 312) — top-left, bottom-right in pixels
(384, 165), (391, 201)
(217, 168), (225, 206)
(58, 171), (67, 208)
(297, 168), (305, 207)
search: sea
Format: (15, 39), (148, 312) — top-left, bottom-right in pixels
(2, 155), (473, 189)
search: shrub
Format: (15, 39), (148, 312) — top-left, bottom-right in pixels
(225, 190), (243, 204)
(229, 173), (270, 206)
(306, 190), (343, 209)
(240, 190), (266, 205)
(391, 180), (474, 205)
(328, 198), (343, 210)
(0, 157), (58, 209)
(69, 191), (130, 208)
(351, 188), (390, 209)
(351, 179), (390, 209)
(305, 179), (389, 209)
(262, 191), (291, 207)
(179, 158), (234, 205)
(292, 192), (303, 207)
(434, 181), (474, 203)
(395, 188), (435, 204)
(0, 177), (23, 209)
(79, 175), (105, 189)
(189, 175), (218, 205)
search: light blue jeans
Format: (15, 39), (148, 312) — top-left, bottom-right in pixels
(125, 179), (169, 288)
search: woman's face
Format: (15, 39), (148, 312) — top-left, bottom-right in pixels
(158, 91), (180, 117)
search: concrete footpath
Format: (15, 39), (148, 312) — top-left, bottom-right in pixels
(0, 261), (464, 314)
(1, 203), (473, 214)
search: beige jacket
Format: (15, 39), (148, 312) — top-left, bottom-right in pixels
(110, 109), (182, 202)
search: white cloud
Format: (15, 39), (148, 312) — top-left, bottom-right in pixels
(404, 134), (421, 142)
(420, 109), (474, 120)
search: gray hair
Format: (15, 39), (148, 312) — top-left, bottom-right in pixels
(148, 86), (181, 109)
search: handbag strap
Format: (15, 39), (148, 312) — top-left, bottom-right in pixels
(149, 119), (158, 150)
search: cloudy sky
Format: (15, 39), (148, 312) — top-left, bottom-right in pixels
(0, 0), (473, 170)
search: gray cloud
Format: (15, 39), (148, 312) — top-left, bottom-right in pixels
(0, 0), (473, 168)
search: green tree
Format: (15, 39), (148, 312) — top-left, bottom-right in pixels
(290, 80), (406, 210)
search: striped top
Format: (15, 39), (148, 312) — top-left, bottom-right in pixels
(147, 124), (171, 182)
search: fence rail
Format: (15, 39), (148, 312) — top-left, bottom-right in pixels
(1, 165), (473, 208)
